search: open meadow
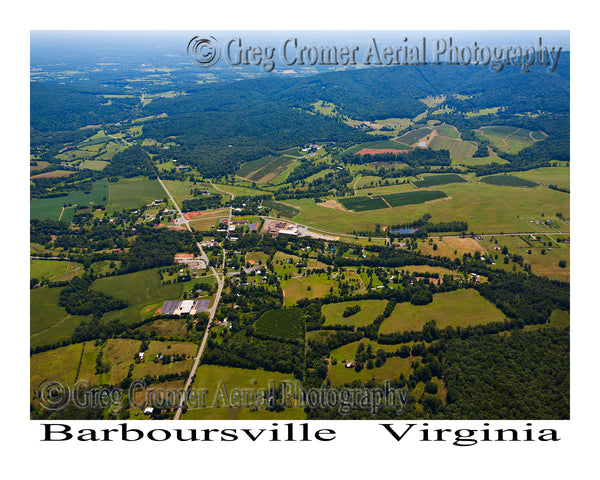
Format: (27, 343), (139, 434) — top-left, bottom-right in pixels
(379, 289), (506, 334)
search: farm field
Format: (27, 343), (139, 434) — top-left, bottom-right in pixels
(396, 127), (433, 145)
(379, 289), (506, 334)
(245, 156), (296, 183)
(188, 208), (229, 231)
(413, 173), (468, 188)
(322, 299), (388, 328)
(429, 136), (477, 158)
(475, 126), (540, 154)
(107, 177), (166, 212)
(182, 406), (306, 420)
(338, 190), (447, 212)
(159, 179), (197, 206)
(30, 179), (109, 221)
(479, 174), (538, 187)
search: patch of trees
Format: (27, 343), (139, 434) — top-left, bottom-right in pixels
(181, 195), (224, 212)
(203, 335), (304, 378)
(443, 328), (569, 419)
(59, 276), (127, 316)
(120, 226), (199, 273)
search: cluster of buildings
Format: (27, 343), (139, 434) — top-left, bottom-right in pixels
(174, 253), (207, 271)
(159, 299), (211, 316)
(264, 220), (299, 236)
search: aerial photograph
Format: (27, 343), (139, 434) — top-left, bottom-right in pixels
(29, 30), (570, 422)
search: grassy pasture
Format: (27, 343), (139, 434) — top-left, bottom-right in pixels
(107, 177), (166, 212)
(188, 364), (297, 409)
(30, 287), (83, 341)
(91, 268), (183, 306)
(281, 274), (338, 306)
(80, 160), (109, 171)
(322, 299), (388, 327)
(182, 406), (306, 420)
(30, 260), (83, 282)
(434, 123), (460, 138)
(413, 174), (467, 188)
(30, 342), (101, 394)
(99, 339), (141, 385)
(511, 167), (569, 190)
(254, 307), (304, 340)
(327, 356), (415, 387)
(380, 289), (505, 334)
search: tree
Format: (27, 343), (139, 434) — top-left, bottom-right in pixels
(558, 260), (567, 268)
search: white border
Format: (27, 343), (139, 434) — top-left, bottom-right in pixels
(5, 0), (598, 477)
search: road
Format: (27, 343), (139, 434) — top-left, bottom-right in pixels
(157, 176), (229, 420)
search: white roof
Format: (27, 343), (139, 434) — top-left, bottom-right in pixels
(180, 300), (195, 313)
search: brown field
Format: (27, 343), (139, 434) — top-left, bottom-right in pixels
(418, 236), (483, 259)
(31, 170), (75, 179)
(184, 211), (204, 220)
(317, 199), (346, 211)
(358, 148), (410, 155)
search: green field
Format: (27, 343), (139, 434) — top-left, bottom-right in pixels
(338, 195), (389, 212)
(322, 299), (388, 328)
(397, 128), (433, 145)
(79, 160), (110, 171)
(512, 167), (570, 190)
(383, 190), (447, 207)
(429, 136), (477, 158)
(30, 260), (83, 282)
(476, 126), (539, 154)
(30, 287), (91, 348)
(107, 177), (167, 212)
(479, 175), (539, 187)
(237, 155), (277, 178)
(413, 174), (467, 188)
(434, 123), (460, 139)
(30, 179), (109, 220)
(254, 307), (304, 340)
(246, 156), (295, 183)
(30, 342), (101, 394)
(327, 355), (415, 387)
(281, 273), (338, 306)
(187, 364), (297, 411)
(288, 170), (569, 235)
(262, 199), (300, 218)
(380, 289), (506, 334)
